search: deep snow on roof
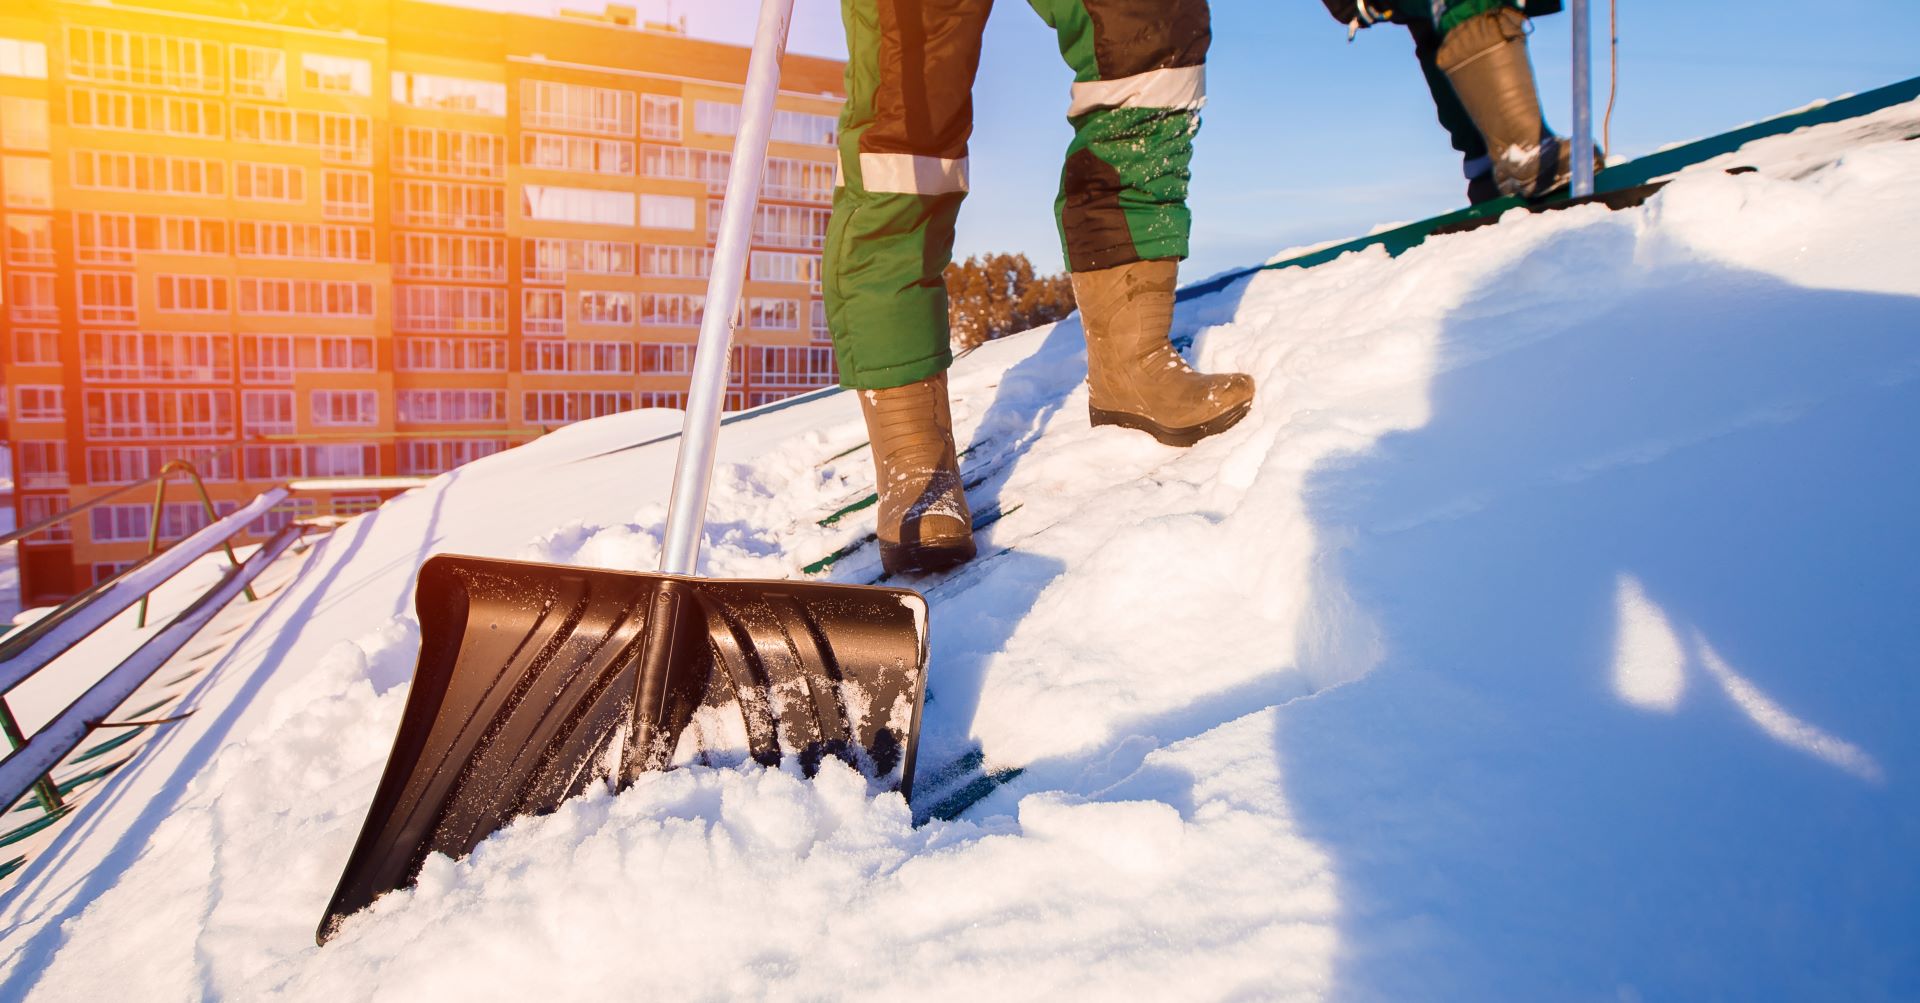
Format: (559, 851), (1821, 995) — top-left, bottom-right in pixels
(5, 98), (1920, 1001)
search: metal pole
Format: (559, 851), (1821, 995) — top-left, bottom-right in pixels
(1571, 0), (1596, 196)
(657, 0), (794, 576)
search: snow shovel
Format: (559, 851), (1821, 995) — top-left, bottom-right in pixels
(317, 0), (930, 944)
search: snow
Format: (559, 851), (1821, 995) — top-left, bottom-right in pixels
(5, 103), (1920, 1000)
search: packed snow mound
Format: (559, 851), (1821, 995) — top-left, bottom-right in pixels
(6, 108), (1920, 1001)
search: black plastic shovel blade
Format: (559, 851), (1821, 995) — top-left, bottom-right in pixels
(317, 554), (929, 944)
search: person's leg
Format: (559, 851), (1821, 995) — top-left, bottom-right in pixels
(1029, 0), (1254, 446)
(1407, 18), (1497, 205)
(1432, 3), (1599, 199)
(826, 0), (993, 573)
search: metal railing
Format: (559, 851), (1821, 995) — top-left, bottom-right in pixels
(0, 456), (291, 818)
(0, 523), (301, 820)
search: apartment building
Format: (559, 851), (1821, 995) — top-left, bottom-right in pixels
(0, 0), (846, 604)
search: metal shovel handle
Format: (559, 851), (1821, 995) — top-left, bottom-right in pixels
(658, 0), (798, 576)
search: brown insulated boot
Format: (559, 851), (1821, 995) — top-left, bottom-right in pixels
(858, 372), (975, 575)
(1073, 259), (1255, 447)
(1437, 8), (1600, 200)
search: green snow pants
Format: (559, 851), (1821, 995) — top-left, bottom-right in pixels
(1414, 0), (1560, 33)
(825, 0), (1211, 390)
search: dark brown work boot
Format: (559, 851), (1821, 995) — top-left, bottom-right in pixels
(858, 372), (975, 575)
(1073, 259), (1255, 447)
(1437, 9), (1601, 200)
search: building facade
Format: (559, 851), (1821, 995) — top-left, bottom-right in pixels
(0, 0), (846, 604)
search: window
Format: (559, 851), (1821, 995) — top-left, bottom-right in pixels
(308, 444), (377, 477)
(10, 271), (58, 322)
(230, 44), (286, 99)
(397, 389), (507, 424)
(522, 132), (633, 175)
(241, 335), (294, 382)
(747, 298), (798, 330)
(392, 71), (505, 115)
(639, 342), (694, 374)
(1, 97), (50, 151)
(694, 101), (739, 137)
(522, 289), (564, 335)
(76, 213), (226, 258)
(236, 162), (304, 202)
(142, 270), (222, 309)
(521, 80), (634, 136)
(75, 213), (138, 264)
(763, 156), (836, 203)
(3, 156), (52, 208)
(639, 194), (695, 231)
(141, 216), (227, 255)
(772, 109), (838, 146)
(91, 505), (149, 544)
(721, 202), (831, 249)
(638, 293), (704, 328)
(91, 502), (236, 544)
(5, 214), (54, 266)
(323, 169), (374, 219)
(640, 94), (680, 140)
(70, 89), (222, 138)
(523, 238), (636, 282)
(236, 220), (374, 262)
(641, 145), (729, 191)
(238, 278), (375, 317)
(80, 271), (137, 324)
(753, 345), (836, 387)
(394, 125), (505, 179)
(395, 233), (504, 281)
(394, 179), (505, 229)
(20, 495), (73, 543)
(525, 340), (635, 374)
(522, 391), (632, 426)
(522, 238), (566, 283)
(72, 150), (224, 195)
(231, 106), (371, 163)
(750, 251), (816, 286)
(88, 447), (234, 486)
(811, 299), (829, 340)
(0, 38), (49, 79)
(244, 390), (295, 434)
(312, 389), (378, 426)
(640, 244), (712, 280)
(66, 27), (222, 92)
(579, 291), (634, 326)
(696, 102), (836, 146)
(395, 285), (506, 333)
(244, 445), (297, 480)
(16, 442), (68, 489)
(16, 386), (63, 421)
(312, 336), (375, 370)
(521, 185), (633, 226)
(13, 329), (60, 365)
(301, 52), (371, 95)
(637, 391), (688, 410)
(84, 388), (233, 439)
(397, 439), (505, 476)
(395, 337), (507, 372)
(82, 331), (231, 382)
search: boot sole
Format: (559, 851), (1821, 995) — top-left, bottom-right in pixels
(1090, 399), (1253, 448)
(879, 537), (977, 577)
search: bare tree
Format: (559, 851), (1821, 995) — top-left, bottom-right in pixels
(944, 253), (1076, 351)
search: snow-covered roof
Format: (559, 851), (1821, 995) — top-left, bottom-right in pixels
(5, 95), (1919, 1000)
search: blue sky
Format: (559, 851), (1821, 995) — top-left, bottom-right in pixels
(496, 0), (1920, 279)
